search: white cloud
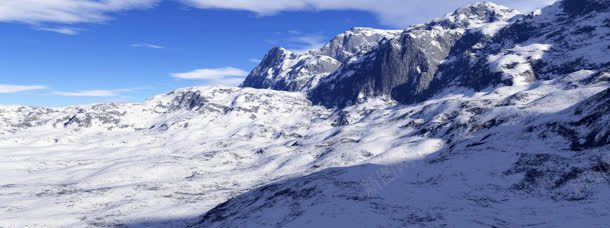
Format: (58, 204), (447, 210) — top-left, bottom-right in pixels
(131, 43), (165, 49)
(0, 0), (159, 24)
(0, 84), (47, 94)
(53, 90), (119, 97)
(249, 58), (262, 63)
(0, 0), (559, 30)
(212, 78), (248, 86)
(288, 34), (326, 53)
(172, 67), (249, 86)
(183, 0), (557, 27)
(36, 26), (80, 35)
(172, 67), (248, 80)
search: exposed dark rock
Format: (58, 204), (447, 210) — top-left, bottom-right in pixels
(165, 90), (208, 111)
(309, 3), (520, 107)
(561, 0), (609, 16)
(241, 28), (400, 92)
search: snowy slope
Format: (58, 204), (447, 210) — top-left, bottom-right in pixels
(194, 69), (609, 228)
(194, 0), (610, 227)
(1, 73), (607, 227)
(0, 87), (334, 227)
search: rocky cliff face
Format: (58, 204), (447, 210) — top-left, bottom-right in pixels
(434, 0), (610, 91)
(309, 1), (610, 107)
(307, 2), (521, 106)
(240, 28), (401, 92)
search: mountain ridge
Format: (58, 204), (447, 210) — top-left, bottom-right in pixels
(240, 27), (402, 92)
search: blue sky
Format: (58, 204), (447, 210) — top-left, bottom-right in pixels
(0, 0), (555, 106)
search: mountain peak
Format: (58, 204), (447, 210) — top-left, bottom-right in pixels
(428, 1), (520, 29)
(314, 27), (401, 62)
(241, 27), (400, 92)
(455, 1), (516, 15)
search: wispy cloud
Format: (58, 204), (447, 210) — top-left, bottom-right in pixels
(172, 67), (249, 86)
(0, 0), (559, 32)
(35, 26), (80, 35)
(0, 0), (160, 34)
(182, 0), (557, 27)
(288, 34), (326, 53)
(0, 84), (47, 94)
(248, 58), (262, 63)
(131, 43), (165, 49)
(52, 90), (119, 97)
(0, 0), (160, 24)
(172, 67), (248, 80)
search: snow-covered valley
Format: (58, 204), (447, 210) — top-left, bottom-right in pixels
(2, 74), (608, 227)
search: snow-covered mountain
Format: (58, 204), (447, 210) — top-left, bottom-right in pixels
(310, 1), (610, 107)
(0, 0), (609, 227)
(240, 28), (401, 92)
(309, 2), (521, 107)
(195, 78), (609, 227)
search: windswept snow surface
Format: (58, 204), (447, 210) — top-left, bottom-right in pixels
(0, 87), (333, 226)
(1, 72), (608, 227)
